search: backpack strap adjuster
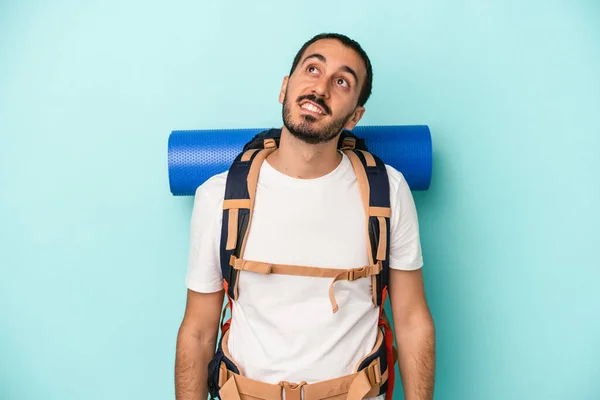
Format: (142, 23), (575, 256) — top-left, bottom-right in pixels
(341, 137), (356, 150)
(263, 138), (277, 149)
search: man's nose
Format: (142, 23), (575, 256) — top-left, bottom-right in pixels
(311, 76), (330, 98)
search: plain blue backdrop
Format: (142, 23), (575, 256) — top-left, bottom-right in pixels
(1, 1), (599, 399)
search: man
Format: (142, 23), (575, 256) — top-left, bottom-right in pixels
(175, 33), (435, 400)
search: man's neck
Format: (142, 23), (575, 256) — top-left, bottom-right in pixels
(266, 127), (342, 179)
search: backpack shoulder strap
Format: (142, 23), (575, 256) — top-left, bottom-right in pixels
(343, 145), (396, 400)
(342, 147), (391, 307)
(219, 128), (390, 306)
(219, 136), (277, 300)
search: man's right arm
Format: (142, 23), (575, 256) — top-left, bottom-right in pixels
(175, 288), (224, 400)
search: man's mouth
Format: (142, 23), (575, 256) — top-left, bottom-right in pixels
(299, 100), (326, 115)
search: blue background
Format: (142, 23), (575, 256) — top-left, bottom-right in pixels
(1, 1), (599, 399)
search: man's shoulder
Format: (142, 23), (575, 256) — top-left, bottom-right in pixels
(193, 170), (228, 205)
(383, 164), (411, 200)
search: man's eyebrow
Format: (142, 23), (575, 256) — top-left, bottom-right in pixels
(340, 65), (359, 85)
(302, 53), (327, 64)
(301, 53), (359, 85)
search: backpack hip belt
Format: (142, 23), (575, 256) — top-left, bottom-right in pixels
(209, 325), (393, 400)
(208, 129), (398, 400)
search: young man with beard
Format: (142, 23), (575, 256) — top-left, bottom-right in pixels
(175, 33), (436, 400)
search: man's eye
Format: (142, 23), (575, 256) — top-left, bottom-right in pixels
(336, 78), (349, 87)
(307, 66), (319, 74)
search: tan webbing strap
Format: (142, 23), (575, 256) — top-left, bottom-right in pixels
(281, 382), (304, 400)
(380, 367), (389, 384)
(230, 256), (382, 312)
(346, 369), (375, 400)
(230, 257), (379, 278)
(230, 257), (275, 274)
(219, 375), (243, 400)
(223, 200), (250, 252)
(219, 362), (229, 387)
(223, 199), (251, 210)
(376, 216), (387, 262)
(230, 148), (276, 299)
(369, 206), (391, 218)
(239, 148), (275, 258)
(241, 149), (259, 162)
(344, 150), (378, 306)
(226, 209), (239, 250)
(365, 361), (382, 387)
(358, 150), (376, 167)
(329, 265), (382, 313)
(343, 150), (373, 265)
(223, 200), (246, 251)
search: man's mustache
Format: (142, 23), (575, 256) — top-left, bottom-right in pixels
(297, 94), (331, 115)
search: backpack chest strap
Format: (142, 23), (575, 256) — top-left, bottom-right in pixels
(229, 255), (382, 313)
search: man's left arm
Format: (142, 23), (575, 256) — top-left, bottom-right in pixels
(388, 268), (436, 400)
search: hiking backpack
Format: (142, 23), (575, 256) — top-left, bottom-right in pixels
(208, 128), (398, 400)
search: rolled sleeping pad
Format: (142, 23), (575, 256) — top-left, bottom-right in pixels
(167, 125), (432, 196)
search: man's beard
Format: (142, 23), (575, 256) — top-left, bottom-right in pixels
(282, 93), (353, 145)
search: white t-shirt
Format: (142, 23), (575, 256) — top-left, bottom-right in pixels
(186, 151), (423, 398)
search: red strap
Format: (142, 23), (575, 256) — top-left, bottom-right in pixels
(379, 286), (388, 319)
(221, 279), (233, 332)
(382, 320), (395, 400)
(378, 286), (395, 400)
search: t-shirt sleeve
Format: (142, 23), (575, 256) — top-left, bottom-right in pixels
(386, 166), (424, 271)
(185, 173), (227, 293)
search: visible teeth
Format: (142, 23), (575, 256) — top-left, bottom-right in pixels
(302, 103), (322, 114)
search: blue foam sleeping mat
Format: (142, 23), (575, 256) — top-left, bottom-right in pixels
(167, 125), (432, 195)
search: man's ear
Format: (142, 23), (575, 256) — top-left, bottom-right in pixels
(279, 76), (289, 104)
(343, 106), (366, 130)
